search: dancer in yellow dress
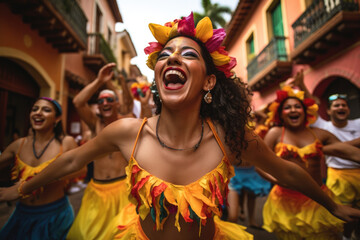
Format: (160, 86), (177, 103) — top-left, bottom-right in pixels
(262, 86), (360, 239)
(0, 97), (83, 239)
(67, 63), (147, 240)
(1, 13), (360, 240)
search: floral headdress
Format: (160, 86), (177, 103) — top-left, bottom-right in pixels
(130, 82), (150, 101)
(144, 12), (236, 78)
(265, 86), (318, 127)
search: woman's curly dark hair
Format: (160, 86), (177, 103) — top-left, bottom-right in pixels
(151, 35), (253, 163)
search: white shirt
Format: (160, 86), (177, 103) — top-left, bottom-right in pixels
(132, 100), (141, 119)
(312, 117), (360, 169)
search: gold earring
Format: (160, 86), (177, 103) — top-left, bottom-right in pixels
(204, 89), (212, 104)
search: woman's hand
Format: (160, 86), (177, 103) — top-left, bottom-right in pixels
(0, 182), (20, 202)
(331, 204), (360, 222)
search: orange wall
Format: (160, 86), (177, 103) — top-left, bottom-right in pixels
(0, 3), (63, 90)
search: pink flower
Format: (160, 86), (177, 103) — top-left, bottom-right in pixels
(144, 42), (163, 54)
(178, 12), (195, 37)
(205, 29), (226, 53)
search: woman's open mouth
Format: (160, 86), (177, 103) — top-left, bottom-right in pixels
(163, 68), (186, 90)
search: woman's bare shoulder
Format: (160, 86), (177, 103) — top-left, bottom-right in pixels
(309, 126), (336, 144)
(62, 135), (78, 151)
(1, 137), (26, 160)
(266, 126), (282, 135)
(102, 117), (154, 140)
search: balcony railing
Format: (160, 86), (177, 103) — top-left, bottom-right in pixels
(87, 33), (117, 64)
(292, 0), (359, 47)
(247, 36), (287, 82)
(4, 0), (87, 52)
(48, 0), (88, 46)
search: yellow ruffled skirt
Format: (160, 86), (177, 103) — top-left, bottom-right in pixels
(105, 205), (253, 240)
(66, 178), (132, 240)
(327, 167), (360, 208)
(213, 216), (253, 240)
(262, 185), (344, 240)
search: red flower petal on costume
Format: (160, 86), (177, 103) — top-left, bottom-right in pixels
(177, 12), (195, 37)
(214, 176), (224, 205)
(153, 183), (167, 197)
(224, 184), (229, 207)
(131, 175), (150, 211)
(132, 175), (150, 194)
(209, 181), (216, 202)
(117, 225), (126, 230)
(131, 165), (141, 185)
(144, 42), (163, 55)
(183, 209), (193, 223)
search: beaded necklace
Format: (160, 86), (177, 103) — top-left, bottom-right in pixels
(32, 135), (55, 159)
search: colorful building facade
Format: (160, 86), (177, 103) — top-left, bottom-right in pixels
(0, 0), (141, 150)
(225, 0), (360, 120)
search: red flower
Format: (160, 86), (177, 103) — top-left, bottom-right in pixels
(276, 90), (289, 103)
(303, 98), (315, 107)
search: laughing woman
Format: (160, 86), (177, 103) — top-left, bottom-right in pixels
(1, 13), (360, 240)
(0, 97), (82, 239)
(262, 86), (360, 240)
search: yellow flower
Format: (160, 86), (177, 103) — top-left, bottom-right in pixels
(149, 24), (171, 45)
(195, 17), (213, 43)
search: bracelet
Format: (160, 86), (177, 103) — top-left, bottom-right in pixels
(17, 180), (31, 199)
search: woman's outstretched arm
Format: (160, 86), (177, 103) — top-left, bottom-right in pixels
(0, 118), (135, 201)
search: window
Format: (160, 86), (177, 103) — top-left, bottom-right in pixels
(108, 27), (112, 44)
(246, 34), (255, 62)
(95, 5), (102, 33)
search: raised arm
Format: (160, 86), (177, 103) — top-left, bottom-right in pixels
(139, 88), (153, 118)
(241, 129), (360, 222)
(284, 70), (320, 104)
(73, 62), (117, 131)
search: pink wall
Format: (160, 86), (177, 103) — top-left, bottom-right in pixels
(304, 45), (360, 92)
(229, 1), (303, 84)
(227, 0), (307, 110)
